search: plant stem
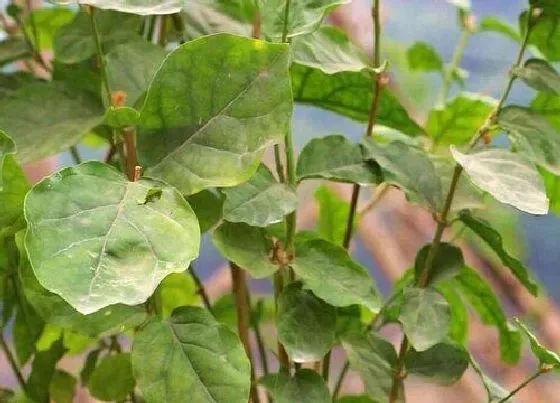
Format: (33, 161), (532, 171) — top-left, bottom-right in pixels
(188, 264), (213, 314)
(89, 7), (112, 107)
(437, 27), (471, 106)
(273, 270), (290, 370)
(280, 0), (292, 43)
(389, 336), (408, 403)
(171, 14), (185, 44)
(122, 127), (138, 182)
(69, 145), (82, 165)
(0, 329), (26, 390)
(322, 350), (331, 381)
(332, 359), (350, 399)
(498, 368), (547, 403)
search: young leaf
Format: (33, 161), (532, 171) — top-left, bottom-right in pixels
(291, 64), (424, 137)
(79, 0), (180, 15)
(470, 356), (510, 402)
(138, 34), (292, 195)
(515, 318), (560, 367)
(24, 8), (74, 51)
(186, 189), (224, 233)
(399, 287), (451, 351)
(458, 211), (538, 296)
(292, 26), (371, 74)
(479, 16), (521, 42)
(104, 106), (139, 129)
(314, 185), (352, 245)
(156, 272), (199, 318)
(260, 369), (331, 403)
(0, 82), (104, 164)
(0, 38), (30, 67)
(49, 370), (77, 403)
(520, 10), (560, 61)
(406, 42), (444, 73)
(362, 139), (442, 211)
(26, 339), (65, 403)
(292, 238), (381, 311)
(212, 222), (277, 279)
(514, 59), (560, 94)
(427, 93), (497, 145)
(132, 306), (251, 403)
(297, 135), (378, 185)
(24, 161), (200, 314)
(414, 242), (465, 285)
(221, 165), (297, 227)
(341, 332), (400, 403)
(498, 105), (560, 175)
(451, 146), (549, 215)
(404, 342), (469, 385)
(456, 267), (522, 363)
(88, 353), (135, 402)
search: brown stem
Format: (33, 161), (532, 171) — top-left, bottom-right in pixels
(122, 127), (138, 182)
(498, 367), (548, 403)
(273, 270), (290, 370)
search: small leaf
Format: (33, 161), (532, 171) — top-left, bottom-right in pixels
(470, 356), (509, 402)
(514, 59), (560, 94)
(221, 165), (298, 227)
(213, 222), (277, 279)
(479, 16), (521, 42)
(314, 185), (352, 245)
(297, 135), (378, 184)
(404, 342), (469, 385)
(520, 10), (560, 61)
(156, 272), (199, 318)
(277, 283), (336, 362)
(362, 139), (442, 211)
(292, 238), (381, 311)
(515, 318), (560, 367)
(132, 306), (251, 403)
(88, 353), (135, 402)
(136, 187), (163, 205)
(105, 106), (139, 129)
(437, 283), (469, 345)
(49, 370), (76, 403)
(14, 299), (45, 365)
(80, 349), (101, 385)
(24, 161), (200, 314)
(0, 38), (31, 67)
(451, 146), (549, 214)
(186, 189), (224, 233)
(399, 287), (450, 351)
(458, 211), (538, 296)
(26, 339), (65, 403)
(406, 42), (444, 73)
(25, 8), (74, 51)
(0, 131), (29, 230)
(414, 242), (464, 286)
(260, 369), (331, 403)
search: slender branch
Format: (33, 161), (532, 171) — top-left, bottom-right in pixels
(0, 329), (26, 390)
(171, 14), (185, 44)
(251, 299), (270, 377)
(437, 25), (472, 106)
(69, 146), (82, 165)
(389, 336), (408, 403)
(273, 270), (290, 370)
(332, 360), (350, 399)
(322, 350), (331, 381)
(188, 265), (213, 314)
(498, 367), (548, 403)
(280, 0), (292, 43)
(89, 7), (112, 107)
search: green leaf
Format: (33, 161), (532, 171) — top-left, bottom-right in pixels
(362, 139), (442, 211)
(26, 339), (65, 403)
(414, 242), (464, 286)
(498, 105), (560, 175)
(14, 299), (45, 365)
(213, 222), (277, 279)
(427, 93), (497, 145)
(291, 64), (424, 137)
(341, 332), (401, 403)
(437, 283), (469, 345)
(104, 106), (139, 129)
(0, 82), (104, 164)
(80, 349), (101, 386)
(260, 369), (331, 403)
(156, 272), (199, 318)
(530, 0), (560, 12)
(292, 26), (371, 74)
(53, 10), (141, 64)
(470, 356), (509, 402)
(221, 165), (297, 227)
(521, 10), (560, 61)
(399, 287), (450, 351)
(24, 161), (200, 314)
(132, 306), (251, 403)
(515, 318), (560, 367)
(79, 0), (180, 15)
(297, 135), (378, 184)
(0, 38), (31, 67)
(182, 0), (251, 39)
(260, 0), (350, 40)
(532, 92), (560, 129)
(314, 185), (352, 245)
(514, 58), (560, 94)
(212, 293), (238, 333)
(292, 238), (381, 311)
(458, 211), (538, 296)
(404, 342), (469, 385)
(106, 40), (167, 107)
(49, 370), (76, 403)
(451, 146), (549, 214)
(337, 396), (376, 403)
(0, 72), (34, 100)
(186, 189), (224, 233)
(138, 34), (292, 195)
(88, 353), (135, 401)
(406, 42), (443, 73)
(540, 168), (560, 216)
(479, 16), (521, 42)
(277, 283), (336, 362)
(456, 267), (522, 363)
(25, 8), (74, 51)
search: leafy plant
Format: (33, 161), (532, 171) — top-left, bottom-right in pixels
(0, 0), (559, 402)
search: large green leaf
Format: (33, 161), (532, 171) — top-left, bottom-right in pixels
(138, 34), (292, 195)
(520, 10), (560, 61)
(456, 267), (522, 363)
(88, 353), (135, 402)
(414, 242), (464, 286)
(277, 283), (336, 362)
(314, 185), (352, 246)
(399, 287), (450, 351)
(182, 0), (251, 39)
(297, 135), (378, 185)
(0, 38), (31, 67)
(80, 0), (180, 15)
(404, 342), (469, 385)
(260, 369), (331, 403)
(451, 146), (549, 214)
(24, 161), (200, 314)
(406, 42), (443, 73)
(221, 165), (297, 227)
(515, 318), (560, 367)
(132, 306), (251, 403)
(0, 82), (104, 164)
(514, 58), (560, 94)
(498, 106), (560, 175)
(341, 332), (401, 403)
(292, 26), (371, 74)
(212, 222), (277, 279)
(362, 139), (442, 211)
(458, 211), (538, 296)
(292, 238), (381, 311)
(426, 93), (497, 145)
(479, 16), (521, 42)
(291, 64), (424, 137)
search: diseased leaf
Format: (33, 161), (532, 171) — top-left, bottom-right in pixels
(49, 370), (76, 403)
(0, 38), (31, 67)
(88, 353), (135, 402)
(221, 165), (297, 227)
(292, 238), (381, 311)
(514, 58), (560, 94)
(414, 242), (464, 286)
(406, 42), (443, 73)
(451, 146), (549, 214)
(520, 10), (560, 61)
(132, 306), (251, 403)
(297, 135), (378, 185)
(260, 369), (331, 403)
(479, 16), (521, 42)
(138, 34), (292, 195)
(515, 318), (560, 367)
(24, 161), (200, 314)
(314, 185), (352, 245)
(405, 342), (469, 385)
(212, 222), (277, 279)
(277, 283), (336, 362)
(458, 211), (538, 296)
